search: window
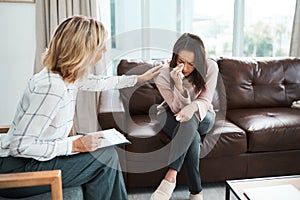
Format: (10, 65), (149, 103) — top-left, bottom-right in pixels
(103, 0), (181, 63)
(243, 0), (296, 57)
(105, 0), (296, 59)
(192, 0), (234, 57)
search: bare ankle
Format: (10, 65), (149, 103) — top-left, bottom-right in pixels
(191, 192), (202, 195)
(164, 177), (176, 183)
(164, 169), (177, 183)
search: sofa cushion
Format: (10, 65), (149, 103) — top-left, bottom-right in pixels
(201, 113), (247, 158)
(124, 113), (247, 159)
(227, 107), (300, 152)
(117, 60), (164, 115)
(218, 58), (300, 109)
(125, 115), (162, 139)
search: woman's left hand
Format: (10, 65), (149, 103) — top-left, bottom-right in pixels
(137, 65), (162, 83)
(175, 102), (198, 122)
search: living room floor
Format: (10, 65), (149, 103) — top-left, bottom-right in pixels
(128, 182), (239, 200)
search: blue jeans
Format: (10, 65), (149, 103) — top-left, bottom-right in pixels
(158, 109), (215, 194)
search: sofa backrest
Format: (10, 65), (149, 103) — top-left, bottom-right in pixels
(117, 59), (224, 115)
(217, 57), (300, 110)
(117, 60), (164, 115)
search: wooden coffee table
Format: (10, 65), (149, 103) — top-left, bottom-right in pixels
(225, 175), (300, 200)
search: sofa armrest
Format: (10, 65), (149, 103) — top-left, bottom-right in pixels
(0, 170), (63, 200)
(98, 90), (126, 133)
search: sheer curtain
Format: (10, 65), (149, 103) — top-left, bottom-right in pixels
(35, 0), (103, 133)
(290, 0), (300, 57)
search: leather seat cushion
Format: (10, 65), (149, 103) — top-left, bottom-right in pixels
(201, 113), (247, 158)
(227, 107), (300, 152)
(124, 113), (247, 159)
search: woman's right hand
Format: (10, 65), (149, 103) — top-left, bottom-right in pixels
(137, 65), (162, 83)
(170, 63), (185, 94)
(72, 133), (104, 152)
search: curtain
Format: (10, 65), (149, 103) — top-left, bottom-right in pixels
(290, 0), (300, 57)
(35, 0), (103, 133)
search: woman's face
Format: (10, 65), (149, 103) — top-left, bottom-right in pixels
(176, 50), (195, 77)
(92, 44), (107, 66)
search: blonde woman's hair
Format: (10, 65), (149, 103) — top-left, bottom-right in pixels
(42, 15), (107, 83)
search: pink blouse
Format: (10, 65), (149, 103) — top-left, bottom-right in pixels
(154, 58), (219, 121)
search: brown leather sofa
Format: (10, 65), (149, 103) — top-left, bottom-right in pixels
(97, 57), (300, 188)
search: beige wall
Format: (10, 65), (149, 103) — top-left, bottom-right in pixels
(0, 2), (35, 124)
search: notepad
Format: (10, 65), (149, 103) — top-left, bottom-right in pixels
(67, 128), (131, 155)
(243, 184), (300, 200)
(90, 128), (131, 148)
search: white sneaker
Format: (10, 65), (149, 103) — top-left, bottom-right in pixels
(189, 193), (203, 200)
(150, 179), (176, 200)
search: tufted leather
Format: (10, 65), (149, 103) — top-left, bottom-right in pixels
(217, 58), (300, 109)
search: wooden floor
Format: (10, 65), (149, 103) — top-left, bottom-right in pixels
(128, 182), (239, 200)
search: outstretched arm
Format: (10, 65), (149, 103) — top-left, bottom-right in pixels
(76, 65), (162, 91)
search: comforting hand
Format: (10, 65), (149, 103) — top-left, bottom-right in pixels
(137, 65), (162, 83)
(72, 133), (104, 152)
(175, 102), (198, 122)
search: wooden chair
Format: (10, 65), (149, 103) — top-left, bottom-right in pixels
(0, 125), (63, 200)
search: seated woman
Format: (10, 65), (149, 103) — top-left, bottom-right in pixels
(0, 15), (161, 200)
(152, 33), (219, 200)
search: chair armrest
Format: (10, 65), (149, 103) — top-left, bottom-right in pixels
(97, 90), (126, 132)
(0, 125), (10, 133)
(0, 170), (63, 200)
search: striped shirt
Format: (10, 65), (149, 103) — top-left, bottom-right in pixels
(0, 68), (137, 161)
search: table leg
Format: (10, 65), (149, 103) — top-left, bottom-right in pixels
(225, 184), (230, 200)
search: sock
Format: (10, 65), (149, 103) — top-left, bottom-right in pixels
(150, 179), (176, 200)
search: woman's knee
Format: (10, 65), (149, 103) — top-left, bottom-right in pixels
(189, 132), (201, 150)
(193, 132), (201, 144)
(179, 115), (199, 130)
(198, 111), (215, 135)
(91, 147), (120, 167)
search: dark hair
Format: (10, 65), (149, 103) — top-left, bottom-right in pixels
(169, 33), (207, 93)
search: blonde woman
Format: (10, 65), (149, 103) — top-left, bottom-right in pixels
(0, 15), (160, 200)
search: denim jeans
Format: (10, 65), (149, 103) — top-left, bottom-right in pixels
(0, 147), (127, 200)
(158, 109), (215, 194)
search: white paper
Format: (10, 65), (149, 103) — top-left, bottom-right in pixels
(66, 128), (130, 155)
(243, 184), (300, 200)
(87, 128), (131, 148)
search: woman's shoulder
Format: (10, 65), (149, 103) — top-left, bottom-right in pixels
(154, 63), (171, 84)
(156, 64), (170, 77)
(160, 63), (170, 72)
(206, 58), (219, 75)
(29, 68), (67, 95)
(206, 58), (218, 68)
